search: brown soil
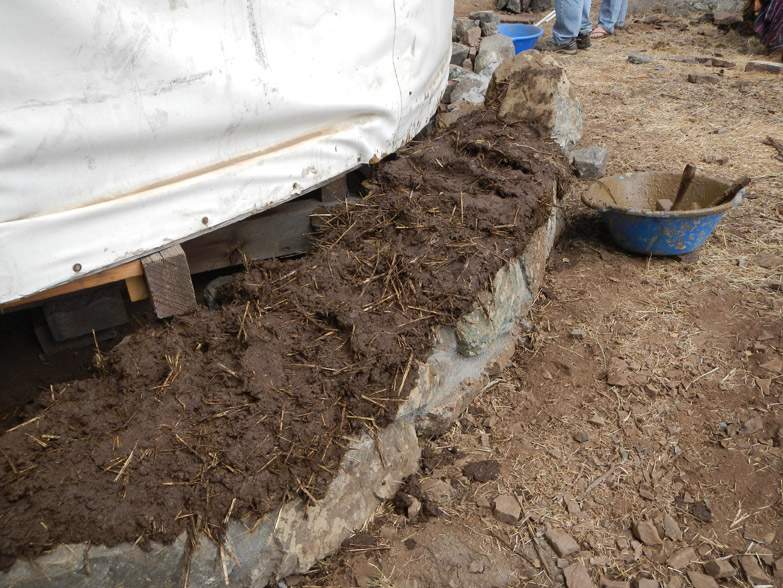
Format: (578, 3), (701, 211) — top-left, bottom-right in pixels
(302, 11), (783, 588)
(0, 112), (568, 568)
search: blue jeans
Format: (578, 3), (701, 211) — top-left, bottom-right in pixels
(552, 0), (592, 44)
(597, 0), (628, 33)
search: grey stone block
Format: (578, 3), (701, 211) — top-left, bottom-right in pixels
(449, 64), (474, 81)
(455, 259), (532, 355)
(451, 42), (470, 66)
(570, 146), (609, 178)
(481, 21), (499, 36)
(474, 33), (515, 74)
(450, 73), (489, 104)
(486, 51), (582, 152)
(506, 0), (524, 12)
(469, 10), (501, 24)
(455, 18), (479, 40)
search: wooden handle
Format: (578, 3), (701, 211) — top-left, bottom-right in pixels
(709, 176), (750, 208)
(671, 164), (696, 211)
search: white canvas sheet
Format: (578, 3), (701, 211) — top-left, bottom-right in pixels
(0, 0), (452, 304)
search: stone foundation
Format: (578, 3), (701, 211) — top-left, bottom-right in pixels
(1, 204), (564, 588)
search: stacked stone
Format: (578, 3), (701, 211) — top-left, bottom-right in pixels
(447, 11), (515, 106)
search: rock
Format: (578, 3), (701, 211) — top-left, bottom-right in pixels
(474, 33), (515, 74)
(461, 26), (482, 48)
(638, 579), (658, 588)
(663, 515), (682, 541)
(481, 21), (500, 36)
(573, 431), (591, 443)
(451, 43), (470, 66)
(690, 500), (712, 522)
(667, 547), (696, 570)
(687, 571), (719, 588)
(710, 58), (736, 68)
(687, 73), (721, 84)
(756, 253), (783, 268)
(739, 555), (772, 586)
(749, 546), (774, 566)
(485, 51), (582, 151)
(476, 495), (492, 508)
(469, 560), (485, 573)
(571, 146), (608, 178)
(600, 578), (630, 588)
(638, 482), (655, 500)
(450, 73), (487, 104)
(545, 528), (580, 556)
(454, 259), (532, 356)
(760, 357), (783, 374)
(203, 275), (234, 310)
(563, 496), (580, 516)
(559, 558), (572, 569)
(469, 10), (501, 25)
(607, 368), (630, 387)
(588, 414), (605, 426)
(628, 53), (654, 64)
(449, 64), (474, 81)
(420, 478), (453, 503)
(285, 574), (305, 586)
(477, 59), (503, 81)
(493, 495), (522, 525)
(505, 0), (524, 11)
(461, 58), (474, 72)
(455, 18), (479, 40)
(713, 10), (742, 26)
(703, 558), (736, 578)
(633, 521), (662, 546)
(564, 562), (594, 588)
(742, 416), (764, 435)
(406, 495), (422, 519)
(436, 100), (484, 130)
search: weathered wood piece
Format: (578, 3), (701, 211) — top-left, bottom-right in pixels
(42, 286), (128, 342)
(320, 175), (348, 202)
(181, 197), (321, 274)
(141, 244), (196, 319)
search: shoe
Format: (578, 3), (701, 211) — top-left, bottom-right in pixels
(537, 39), (577, 55)
(590, 26), (611, 39)
(576, 32), (591, 49)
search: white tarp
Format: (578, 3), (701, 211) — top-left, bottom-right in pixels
(0, 0), (452, 304)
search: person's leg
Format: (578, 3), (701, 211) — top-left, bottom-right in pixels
(579, 0), (593, 35)
(597, 0), (618, 32)
(616, 0), (629, 29)
(552, 0), (584, 44)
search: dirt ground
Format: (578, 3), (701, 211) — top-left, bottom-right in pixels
(302, 10), (783, 588)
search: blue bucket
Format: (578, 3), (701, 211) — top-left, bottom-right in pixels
(497, 24), (544, 54)
(581, 172), (742, 255)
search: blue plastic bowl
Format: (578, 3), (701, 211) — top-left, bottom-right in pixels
(581, 172), (742, 255)
(497, 24), (544, 54)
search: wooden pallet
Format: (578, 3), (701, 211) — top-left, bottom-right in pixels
(1, 178), (350, 319)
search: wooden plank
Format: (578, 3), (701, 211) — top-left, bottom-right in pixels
(320, 175), (348, 202)
(181, 196), (320, 274)
(125, 276), (149, 302)
(43, 287), (128, 342)
(0, 260), (143, 312)
(141, 244), (197, 319)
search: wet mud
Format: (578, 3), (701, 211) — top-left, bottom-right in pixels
(0, 108), (569, 569)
